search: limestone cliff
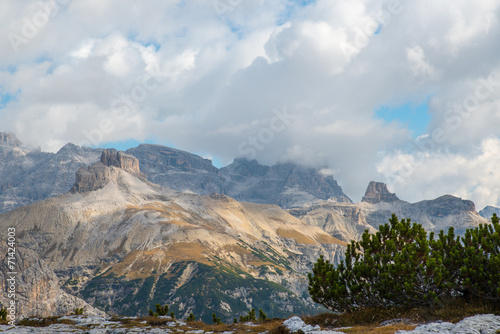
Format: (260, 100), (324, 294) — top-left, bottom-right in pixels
(478, 205), (500, 220)
(361, 193), (487, 234)
(100, 149), (140, 173)
(289, 202), (376, 242)
(0, 132), (22, 149)
(0, 244), (105, 319)
(0, 133), (102, 213)
(361, 181), (400, 204)
(71, 149), (144, 193)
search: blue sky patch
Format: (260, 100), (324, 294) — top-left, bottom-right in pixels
(291, 0), (316, 6)
(0, 91), (20, 109)
(1, 65), (17, 74)
(145, 42), (161, 52)
(277, 0), (316, 25)
(376, 96), (431, 138)
(96, 138), (156, 152)
(128, 31), (161, 51)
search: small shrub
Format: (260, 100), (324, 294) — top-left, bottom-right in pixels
(259, 309), (267, 321)
(239, 308), (257, 322)
(269, 325), (291, 334)
(187, 313), (195, 322)
(17, 317), (60, 327)
(72, 308), (84, 315)
(212, 313), (222, 325)
(149, 304), (169, 317)
(146, 316), (169, 326)
(0, 308), (7, 321)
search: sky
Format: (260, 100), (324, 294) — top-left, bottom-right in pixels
(0, 0), (500, 209)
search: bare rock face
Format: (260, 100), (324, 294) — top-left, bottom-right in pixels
(289, 203), (377, 242)
(71, 163), (113, 193)
(101, 149), (140, 173)
(0, 134), (102, 214)
(479, 205), (500, 220)
(71, 149), (143, 193)
(0, 132), (22, 148)
(222, 159), (352, 208)
(362, 193), (487, 234)
(412, 194), (476, 217)
(126, 145), (352, 208)
(0, 244), (105, 319)
(362, 181), (400, 204)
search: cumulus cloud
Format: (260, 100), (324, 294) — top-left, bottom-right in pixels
(0, 0), (500, 206)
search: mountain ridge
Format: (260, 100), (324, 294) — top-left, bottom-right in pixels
(0, 133), (351, 213)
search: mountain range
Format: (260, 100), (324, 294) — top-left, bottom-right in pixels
(0, 133), (350, 214)
(0, 132), (497, 322)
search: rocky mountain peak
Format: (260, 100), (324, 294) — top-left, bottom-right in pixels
(418, 194), (476, 214)
(222, 158), (270, 177)
(56, 143), (79, 154)
(101, 149), (140, 172)
(0, 132), (22, 148)
(362, 181), (400, 204)
(71, 150), (143, 193)
(479, 205), (500, 220)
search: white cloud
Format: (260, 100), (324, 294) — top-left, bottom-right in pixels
(406, 46), (437, 79)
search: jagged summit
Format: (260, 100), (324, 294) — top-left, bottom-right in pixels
(71, 149), (143, 193)
(101, 148), (140, 173)
(0, 132), (21, 147)
(222, 157), (270, 177)
(479, 205), (500, 219)
(361, 181), (400, 204)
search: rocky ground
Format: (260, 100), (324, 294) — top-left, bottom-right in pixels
(0, 314), (498, 334)
(396, 314), (500, 334)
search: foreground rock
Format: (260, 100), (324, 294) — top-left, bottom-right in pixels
(283, 316), (343, 334)
(0, 317), (191, 333)
(396, 314), (500, 334)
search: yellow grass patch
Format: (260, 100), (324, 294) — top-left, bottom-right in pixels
(276, 228), (316, 244)
(314, 232), (348, 246)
